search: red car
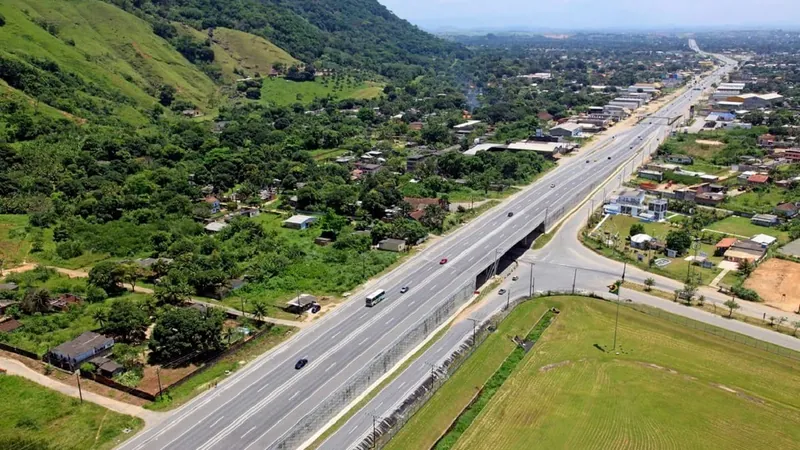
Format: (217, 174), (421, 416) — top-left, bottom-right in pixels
(439, 258), (448, 265)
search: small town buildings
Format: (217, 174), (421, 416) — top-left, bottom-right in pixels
(644, 198), (668, 222)
(630, 234), (653, 249)
(49, 293), (82, 312)
(751, 234), (777, 246)
(549, 123), (583, 138)
(406, 154), (432, 172)
(715, 237), (738, 256)
(758, 134), (776, 148)
(774, 202), (798, 218)
(638, 170), (663, 182)
(204, 196), (221, 214)
(452, 120), (481, 133)
(666, 155), (693, 165)
(724, 240), (767, 264)
(47, 331), (115, 371)
(604, 189), (646, 216)
(0, 299), (19, 315)
(283, 215), (317, 230)
(751, 214), (779, 227)
(377, 238), (407, 252)
(0, 318), (22, 333)
(747, 173), (770, 186)
(204, 222), (229, 233)
(88, 356), (124, 378)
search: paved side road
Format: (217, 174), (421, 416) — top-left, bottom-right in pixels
(0, 357), (165, 425)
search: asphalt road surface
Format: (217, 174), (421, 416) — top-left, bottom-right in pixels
(119, 44), (736, 450)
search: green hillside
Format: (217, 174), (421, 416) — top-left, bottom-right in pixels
(0, 0), (218, 124)
(260, 78), (383, 105)
(213, 28), (298, 80)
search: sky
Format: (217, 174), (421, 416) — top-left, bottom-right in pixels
(377, 0), (800, 31)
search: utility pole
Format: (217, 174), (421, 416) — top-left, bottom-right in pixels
(572, 268), (577, 294)
(529, 269), (534, 297)
(76, 371), (83, 404)
(613, 291), (621, 352)
(156, 366), (164, 400)
(506, 287), (511, 310)
(466, 318), (479, 348)
(370, 413), (382, 449)
(622, 261), (627, 281)
(424, 362), (436, 390)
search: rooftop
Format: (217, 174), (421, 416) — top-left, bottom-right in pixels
(284, 215), (316, 225)
(51, 331), (113, 359)
(715, 237), (738, 248)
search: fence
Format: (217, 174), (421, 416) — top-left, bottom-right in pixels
(352, 288), (799, 450)
(272, 281), (477, 450)
(355, 289), (597, 450)
(0, 341), (42, 360)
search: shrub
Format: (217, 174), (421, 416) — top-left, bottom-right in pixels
(56, 240), (83, 259)
(731, 284), (760, 302)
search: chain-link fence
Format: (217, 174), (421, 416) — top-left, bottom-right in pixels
(271, 281), (477, 450)
(355, 289), (600, 450)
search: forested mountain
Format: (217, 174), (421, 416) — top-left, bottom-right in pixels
(108, 0), (468, 80)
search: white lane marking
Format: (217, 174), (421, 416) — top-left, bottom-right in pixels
(385, 318), (393, 326)
(289, 391), (300, 401)
(242, 426), (257, 439)
(330, 330), (342, 340)
(256, 383), (270, 393)
(348, 425), (359, 435)
(468, 256), (475, 263)
(209, 416), (225, 428)
(360, 337), (369, 345)
(398, 381), (406, 389)
(324, 362), (337, 373)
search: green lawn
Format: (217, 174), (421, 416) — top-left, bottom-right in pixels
(704, 216), (789, 243)
(0, 375), (143, 450)
(0, 214), (31, 267)
(723, 188), (786, 215)
(385, 301), (551, 450)
(420, 296), (800, 450)
(260, 78), (383, 105)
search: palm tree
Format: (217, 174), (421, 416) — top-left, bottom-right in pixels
(251, 300), (268, 322)
(21, 288), (51, 314)
(644, 277), (655, 292)
(223, 327), (237, 345)
(724, 298), (740, 318)
(92, 309), (108, 329)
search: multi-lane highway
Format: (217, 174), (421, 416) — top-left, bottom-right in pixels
(119, 42), (735, 450)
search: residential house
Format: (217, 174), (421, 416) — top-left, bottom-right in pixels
(283, 215), (317, 230)
(0, 283), (19, 293)
(751, 234), (777, 247)
(695, 192), (726, 206)
(377, 238), (407, 252)
(783, 149), (800, 162)
(204, 222), (229, 233)
(644, 199), (668, 222)
(724, 239), (767, 264)
(49, 294), (82, 312)
(715, 237), (738, 256)
(774, 202), (798, 218)
(666, 155), (693, 165)
(747, 173), (770, 186)
(358, 163), (382, 176)
(88, 356), (124, 378)
(452, 120), (481, 133)
(604, 189), (646, 216)
(537, 111), (554, 122)
(0, 299), (19, 315)
(134, 258), (173, 269)
(0, 318), (22, 333)
(204, 196), (221, 214)
(638, 170), (663, 182)
(758, 134), (777, 148)
(630, 234), (653, 249)
(406, 154), (432, 172)
(751, 214), (779, 227)
(549, 123), (583, 138)
(47, 331), (115, 371)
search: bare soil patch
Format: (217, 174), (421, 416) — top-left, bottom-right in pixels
(744, 258), (800, 313)
(695, 139), (724, 146)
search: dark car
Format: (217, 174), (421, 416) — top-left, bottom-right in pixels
(498, 289), (507, 295)
(439, 258), (448, 265)
(550, 183), (556, 188)
(507, 211), (514, 217)
(295, 358), (308, 370)
(400, 286), (409, 294)
(607, 156), (611, 160)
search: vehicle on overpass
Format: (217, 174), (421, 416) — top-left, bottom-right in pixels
(365, 289), (387, 307)
(286, 294), (321, 314)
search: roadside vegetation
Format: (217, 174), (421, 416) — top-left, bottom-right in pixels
(0, 374), (143, 450)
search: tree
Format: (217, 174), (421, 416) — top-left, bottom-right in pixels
(644, 277), (655, 291)
(86, 285), (107, 303)
(103, 298), (149, 343)
(154, 276), (193, 306)
(737, 259), (755, 278)
(149, 306), (225, 363)
(251, 299), (268, 322)
(629, 223), (645, 237)
(21, 288), (51, 314)
(793, 321), (800, 336)
(159, 85), (176, 106)
(666, 229), (692, 255)
(122, 264), (145, 292)
(88, 262), (126, 295)
(681, 279), (697, 305)
(420, 204), (448, 232)
(92, 308), (107, 329)
(320, 210), (348, 238)
(723, 298), (740, 318)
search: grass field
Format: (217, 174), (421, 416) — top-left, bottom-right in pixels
(0, 0), (216, 115)
(0, 375), (143, 450)
(260, 78), (383, 105)
(0, 214), (31, 267)
(704, 216), (789, 243)
(440, 297), (800, 450)
(385, 301), (551, 450)
(723, 188), (787, 215)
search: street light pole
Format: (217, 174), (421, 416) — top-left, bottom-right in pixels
(622, 261), (627, 281)
(572, 268), (577, 294)
(76, 371), (83, 404)
(467, 318), (479, 348)
(506, 287), (511, 310)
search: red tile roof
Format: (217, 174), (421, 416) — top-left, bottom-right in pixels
(408, 210), (425, 221)
(747, 174), (769, 183)
(715, 237), (738, 249)
(775, 202), (798, 211)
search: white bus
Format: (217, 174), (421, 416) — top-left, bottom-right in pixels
(365, 289), (387, 307)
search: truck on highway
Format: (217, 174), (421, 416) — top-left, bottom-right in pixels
(285, 294), (321, 314)
(365, 289), (387, 307)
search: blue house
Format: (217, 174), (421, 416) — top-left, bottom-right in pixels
(205, 196), (221, 214)
(48, 331), (114, 371)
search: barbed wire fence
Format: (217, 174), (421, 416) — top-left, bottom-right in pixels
(272, 281), (477, 450)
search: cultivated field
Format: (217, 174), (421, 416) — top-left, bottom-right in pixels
(745, 258), (800, 313)
(393, 296), (800, 450)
